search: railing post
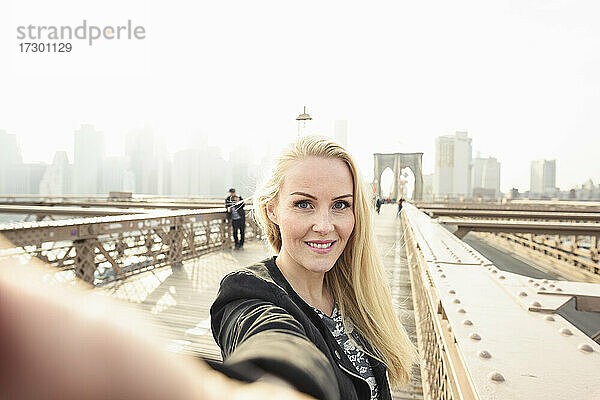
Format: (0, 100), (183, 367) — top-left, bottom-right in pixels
(167, 219), (184, 268)
(73, 239), (97, 284)
(222, 216), (232, 249)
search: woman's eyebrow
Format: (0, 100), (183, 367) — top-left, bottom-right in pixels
(290, 191), (353, 200)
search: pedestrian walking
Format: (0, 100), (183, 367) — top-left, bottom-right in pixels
(397, 197), (404, 217)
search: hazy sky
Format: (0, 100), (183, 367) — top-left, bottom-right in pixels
(1, 0), (599, 193)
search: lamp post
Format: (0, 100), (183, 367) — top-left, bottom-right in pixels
(296, 106), (312, 137)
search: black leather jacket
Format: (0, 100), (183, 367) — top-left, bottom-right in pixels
(210, 256), (392, 400)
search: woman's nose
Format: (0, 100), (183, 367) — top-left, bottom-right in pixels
(312, 209), (334, 234)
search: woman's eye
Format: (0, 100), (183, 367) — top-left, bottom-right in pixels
(295, 200), (310, 209)
(333, 201), (350, 210)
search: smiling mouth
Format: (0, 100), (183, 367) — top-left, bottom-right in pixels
(305, 241), (336, 249)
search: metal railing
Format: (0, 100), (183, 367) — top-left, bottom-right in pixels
(415, 201), (600, 283)
(0, 208), (261, 285)
(401, 203), (600, 400)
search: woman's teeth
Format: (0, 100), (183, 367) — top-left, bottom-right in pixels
(307, 242), (334, 249)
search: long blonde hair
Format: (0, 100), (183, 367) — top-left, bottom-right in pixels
(252, 135), (417, 388)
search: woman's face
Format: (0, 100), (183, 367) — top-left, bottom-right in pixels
(268, 156), (355, 274)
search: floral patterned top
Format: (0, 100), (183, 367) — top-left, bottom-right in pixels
(313, 304), (380, 400)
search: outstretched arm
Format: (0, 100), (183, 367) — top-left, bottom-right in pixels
(0, 235), (314, 400)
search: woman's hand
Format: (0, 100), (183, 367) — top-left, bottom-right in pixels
(0, 234), (315, 400)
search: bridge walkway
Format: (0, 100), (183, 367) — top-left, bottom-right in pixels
(98, 204), (423, 399)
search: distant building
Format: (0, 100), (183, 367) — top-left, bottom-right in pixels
(433, 131), (472, 199)
(0, 129), (23, 194)
(530, 159), (556, 198)
(11, 163), (47, 195)
(125, 127), (159, 195)
(230, 144), (253, 195)
(155, 136), (171, 195)
(39, 151), (72, 195)
(333, 120), (348, 148)
(102, 156), (133, 193)
(570, 179), (600, 200)
(73, 124), (105, 195)
(171, 149), (205, 197)
(207, 146), (227, 197)
(472, 156), (501, 199)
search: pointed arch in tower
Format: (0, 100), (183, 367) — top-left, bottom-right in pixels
(373, 152), (424, 201)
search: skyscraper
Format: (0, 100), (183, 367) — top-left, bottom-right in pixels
(0, 130), (23, 194)
(530, 159), (556, 198)
(73, 124), (105, 195)
(472, 156), (501, 198)
(125, 127), (158, 195)
(39, 151), (72, 195)
(433, 131), (472, 199)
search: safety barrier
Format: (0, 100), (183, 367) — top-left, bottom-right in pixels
(0, 208), (261, 285)
(401, 203), (600, 399)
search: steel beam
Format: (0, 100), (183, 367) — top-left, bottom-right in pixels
(415, 200), (600, 213)
(439, 218), (600, 237)
(423, 208), (600, 222)
(0, 204), (149, 216)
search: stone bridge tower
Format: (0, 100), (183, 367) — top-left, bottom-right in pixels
(373, 152), (424, 201)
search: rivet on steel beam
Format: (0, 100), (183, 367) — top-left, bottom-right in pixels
(559, 328), (573, 336)
(488, 371), (505, 383)
(544, 315), (555, 321)
(457, 308), (466, 313)
(478, 350), (492, 359)
(528, 279), (534, 283)
(440, 274), (446, 278)
(492, 270), (498, 274)
(448, 289), (456, 295)
(453, 299), (461, 304)
(518, 291), (528, 297)
(549, 284), (555, 288)
(533, 283), (540, 287)
(499, 275), (506, 279)
(530, 301), (542, 308)
(540, 287), (546, 291)
(462, 319), (473, 326)
(556, 288), (563, 292)
(469, 333), (481, 341)
(578, 344), (594, 353)
(543, 280), (549, 284)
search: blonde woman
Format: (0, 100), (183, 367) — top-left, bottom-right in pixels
(211, 135), (417, 400)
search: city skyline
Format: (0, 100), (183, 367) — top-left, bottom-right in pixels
(2, 1), (600, 193)
(0, 124), (598, 200)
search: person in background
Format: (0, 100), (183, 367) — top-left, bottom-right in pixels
(397, 197), (404, 217)
(375, 197), (382, 214)
(226, 188), (246, 249)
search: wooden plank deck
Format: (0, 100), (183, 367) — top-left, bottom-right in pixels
(100, 204), (423, 399)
